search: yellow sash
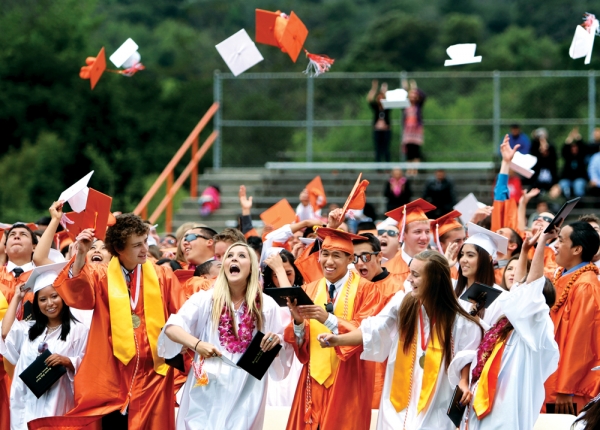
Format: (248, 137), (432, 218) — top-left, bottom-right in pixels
(390, 324), (443, 413)
(0, 291), (8, 321)
(309, 271), (360, 387)
(473, 340), (506, 419)
(107, 257), (168, 375)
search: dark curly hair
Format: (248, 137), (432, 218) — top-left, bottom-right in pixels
(104, 214), (149, 257)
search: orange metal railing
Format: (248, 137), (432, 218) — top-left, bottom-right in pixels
(133, 102), (219, 232)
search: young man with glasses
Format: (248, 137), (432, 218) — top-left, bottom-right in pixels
(180, 226), (218, 269)
(377, 224), (400, 262)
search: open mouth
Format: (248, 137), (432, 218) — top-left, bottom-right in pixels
(359, 268), (369, 277)
(47, 307), (57, 313)
(380, 239), (388, 247)
(91, 255), (103, 262)
(229, 264), (240, 274)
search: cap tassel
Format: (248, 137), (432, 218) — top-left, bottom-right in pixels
(303, 50), (334, 77)
(120, 62), (145, 77)
(399, 206), (407, 244)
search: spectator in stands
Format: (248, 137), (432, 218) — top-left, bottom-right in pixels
(530, 128), (558, 191)
(585, 127), (600, 162)
(422, 169), (456, 219)
(559, 127), (588, 199)
(367, 80), (391, 162)
(401, 79), (426, 176)
(587, 143), (600, 197)
(198, 184), (221, 216)
(383, 168), (412, 212)
(505, 123), (531, 154)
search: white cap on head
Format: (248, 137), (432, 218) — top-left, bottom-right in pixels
(464, 222), (508, 259)
(24, 262), (68, 294)
(377, 217), (399, 229)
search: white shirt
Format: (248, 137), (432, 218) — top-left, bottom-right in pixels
(5, 261), (35, 277)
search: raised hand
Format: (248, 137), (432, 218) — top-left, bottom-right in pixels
(500, 134), (520, 164)
(239, 185), (253, 215)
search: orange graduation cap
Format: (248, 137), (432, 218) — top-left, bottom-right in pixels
(385, 198), (436, 243)
(315, 227), (367, 255)
(64, 188), (116, 241)
(255, 9), (308, 62)
(306, 176), (327, 210)
(260, 198), (296, 230)
(79, 47), (107, 90)
(341, 173), (370, 217)
(54, 231), (74, 253)
(430, 210), (463, 253)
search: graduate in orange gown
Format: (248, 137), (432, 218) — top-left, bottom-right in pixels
(544, 222), (600, 414)
(429, 210), (466, 280)
(46, 214), (184, 429)
(284, 228), (389, 430)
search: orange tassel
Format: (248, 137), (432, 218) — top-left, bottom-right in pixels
(304, 50), (334, 76)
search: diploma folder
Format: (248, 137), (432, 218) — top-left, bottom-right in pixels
(263, 287), (314, 307)
(19, 349), (67, 398)
(543, 197), (581, 233)
(447, 385), (466, 427)
(235, 331), (282, 381)
(459, 283), (502, 309)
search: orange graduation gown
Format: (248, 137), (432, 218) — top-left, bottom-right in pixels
(284, 276), (388, 430)
(52, 259), (185, 429)
(544, 270), (600, 410)
(528, 245), (558, 280)
(295, 244), (323, 284)
(382, 252), (410, 281)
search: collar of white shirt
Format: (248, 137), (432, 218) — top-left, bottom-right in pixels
(328, 270), (350, 299)
(401, 246), (412, 266)
(6, 261), (35, 276)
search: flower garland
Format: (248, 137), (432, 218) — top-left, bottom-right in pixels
(218, 301), (255, 354)
(472, 316), (511, 384)
(552, 263), (599, 312)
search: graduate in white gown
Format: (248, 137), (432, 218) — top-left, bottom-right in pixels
(158, 242), (291, 430)
(449, 228), (560, 430)
(0, 263), (88, 430)
(318, 250), (482, 430)
(454, 224), (509, 330)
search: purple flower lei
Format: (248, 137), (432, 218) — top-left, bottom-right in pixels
(218, 301), (255, 354)
(472, 316), (511, 383)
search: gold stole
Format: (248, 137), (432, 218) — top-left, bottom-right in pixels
(107, 257), (168, 375)
(0, 291), (8, 321)
(309, 272), (360, 388)
(390, 323), (443, 413)
(473, 340), (506, 419)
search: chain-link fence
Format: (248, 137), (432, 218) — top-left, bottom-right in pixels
(211, 70), (597, 168)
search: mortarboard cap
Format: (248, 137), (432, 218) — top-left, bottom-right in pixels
(431, 210), (463, 252)
(316, 227), (366, 255)
(64, 188), (116, 241)
(255, 10), (308, 62)
(444, 44), (482, 67)
(386, 198), (436, 243)
(305, 176), (327, 210)
(260, 199), (296, 230)
(569, 15), (599, 65)
(453, 193), (486, 225)
(255, 9), (281, 47)
(59, 171), (94, 213)
(216, 29), (264, 77)
(23, 262), (68, 294)
(341, 173), (369, 217)
(55, 231), (73, 252)
(510, 152), (537, 179)
(110, 38), (139, 68)
(79, 47), (106, 90)
(464, 222), (508, 259)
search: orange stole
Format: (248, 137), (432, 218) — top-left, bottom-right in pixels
(473, 341), (507, 418)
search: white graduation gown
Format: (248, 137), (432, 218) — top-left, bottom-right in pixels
(360, 290), (482, 430)
(0, 319), (89, 430)
(449, 277), (559, 430)
(266, 307), (302, 407)
(157, 290), (291, 430)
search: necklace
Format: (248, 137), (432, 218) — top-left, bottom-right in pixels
(552, 263), (598, 312)
(218, 302), (255, 353)
(472, 316), (511, 383)
(232, 296), (245, 309)
(418, 307), (433, 369)
(46, 324), (62, 334)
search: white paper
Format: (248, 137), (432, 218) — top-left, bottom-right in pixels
(110, 38), (139, 68)
(510, 152), (538, 179)
(299, 237), (316, 245)
(444, 43), (482, 66)
(59, 171), (94, 213)
(381, 88), (410, 109)
(215, 29), (264, 77)
(453, 193), (481, 225)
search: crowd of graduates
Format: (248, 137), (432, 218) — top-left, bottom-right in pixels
(0, 134), (599, 430)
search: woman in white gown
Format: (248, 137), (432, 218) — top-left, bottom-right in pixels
(450, 228), (559, 430)
(0, 263), (89, 430)
(318, 251), (482, 430)
(158, 242), (291, 430)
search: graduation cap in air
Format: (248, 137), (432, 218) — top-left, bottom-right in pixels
(510, 152), (538, 179)
(305, 176), (327, 210)
(464, 222), (508, 260)
(260, 199), (296, 230)
(430, 210), (463, 253)
(216, 29), (264, 76)
(381, 89), (410, 109)
(341, 173), (370, 218)
(79, 47), (106, 90)
(109, 38), (145, 76)
(569, 13), (600, 65)
(444, 44), (482, 66)
(63, 188), (117, 241)
(385, 199), (436, 243)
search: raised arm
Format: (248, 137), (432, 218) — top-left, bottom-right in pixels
(1, 286), (25, 340)
(517, 188), (540, 232)
(33, 201), (64, 267)
(527, 228), (557, 284)
(367, 80), (378, 102)
(514, 229), (540, 283)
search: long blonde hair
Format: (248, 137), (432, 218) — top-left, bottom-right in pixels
(211, 242), (263, 332)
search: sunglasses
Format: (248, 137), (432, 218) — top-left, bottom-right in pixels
(353, 252), (379, 264)
(184, 233), (212, 243)
(536, 216), (554, 223)
(162, 238), (176, 245)
(377, 229), (398, 237)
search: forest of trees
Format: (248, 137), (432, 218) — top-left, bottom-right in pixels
(0, 0), (596, 221)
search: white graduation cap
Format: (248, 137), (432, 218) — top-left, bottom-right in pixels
(299, 237), (316, 245)
(58, 171), (94, 213)
(381, 88), (410, 109)
(453, 193), (486, 225)
(48, 248), (66, 264)
(23, 262), (68, 294)
(110, 38), (141, 68)
(444, 44), (482, 66)
(569, 18), (599, 65)
(464, 222), (508, 259)
(215, 29), (264, 77)
(376, 217), (399, 229)
(510, 152), (538, 178)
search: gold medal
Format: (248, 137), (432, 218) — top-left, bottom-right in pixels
(132, 314), (141, 329)
(419, 352), (425, 369)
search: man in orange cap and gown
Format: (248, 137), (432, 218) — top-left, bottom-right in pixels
(430, 210), (465, 279)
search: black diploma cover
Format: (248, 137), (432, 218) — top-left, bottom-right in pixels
(19, 349), (67, 398)
(447, 385), (466, 427)
(165, 353), (186, 372)
(236, 331), (282, 381)
(263, 287), (314, 307)
(459, 283), (502, 309)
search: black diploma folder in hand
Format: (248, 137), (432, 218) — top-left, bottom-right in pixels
(263, 287), (314, 307)
(459, 283), (502, 309)
(447, 385), (466, 427)
(19, 349), (67, 398)
(236, 331), (282, 381)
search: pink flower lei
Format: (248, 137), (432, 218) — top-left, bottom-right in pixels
(218, 301), (255, 354)
(471, 316), (511, 383)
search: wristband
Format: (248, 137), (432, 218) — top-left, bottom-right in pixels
(194, 339), (201, 353)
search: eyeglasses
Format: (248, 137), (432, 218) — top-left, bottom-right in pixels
(162, 238), (176, 245)
(536, 216), (554, 223)
(377, 229), (398, 237)
(353, 252), (379, 264)
(184, 233), (212, 243)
